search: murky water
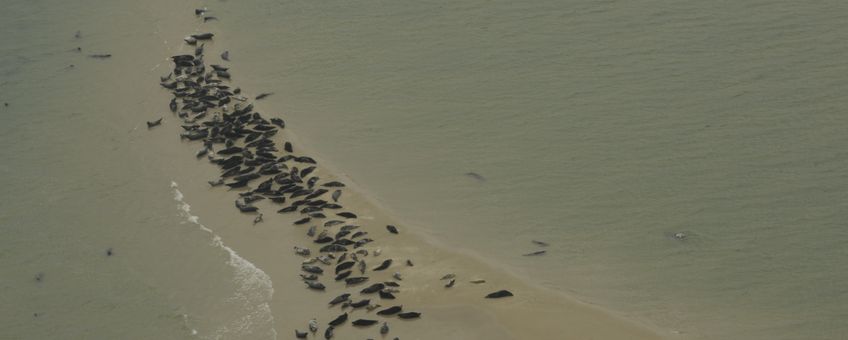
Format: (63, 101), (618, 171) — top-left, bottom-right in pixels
(2, 0), (848, 339)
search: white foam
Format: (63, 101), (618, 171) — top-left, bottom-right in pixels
(171, 181), (278, 340)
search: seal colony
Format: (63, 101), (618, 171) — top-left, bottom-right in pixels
(155, 7), (514, 339)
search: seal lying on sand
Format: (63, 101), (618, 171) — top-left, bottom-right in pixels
(147, 118), (162, 128)
(485, 290), (514, 298)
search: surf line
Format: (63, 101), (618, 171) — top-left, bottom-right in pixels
(171, 181), (278, 340)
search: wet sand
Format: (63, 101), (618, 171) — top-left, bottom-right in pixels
(153, 34), (667, 337)
(149, 3), (667, 340)
(167, 139), (667, 340)
(1, 0), (667, 338)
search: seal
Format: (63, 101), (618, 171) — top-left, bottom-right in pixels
(379, 290), (396, 299)
(305, 280), (326, 290)
(350, 299), (370, 308)
(336, 261), (355, 273)
(328, 313), (348, 327)
(331, 190), (341, 202)
(191, 33), (214, 40)
(352, 319), (378, 327)
(147, 118), (163, 128)
(523, 250), (546, 256)
(256, 92), (273, 100)
(464, 172), (486, 182)
(485, 290), (514, 298)
(376, 305), (402, 315)
(324, 326), (334, 340)
(334, 271), (351, 281)
(329, 293), (350, 306)
(386, 225), (399, 234)
(294, 246), (311, 256)
(302, 265), (323, 274)
(381, 322), (389, 335)
(320, 244), (347, 253)
(295, 329), (307, 338)
(309, 319), (319, 333)
(373, 259), (392, 271)
(337, 212), (357, 219)
(397, 312), (421, 319)
(253, 213), (263, 225)
(360, 283), (385, 294)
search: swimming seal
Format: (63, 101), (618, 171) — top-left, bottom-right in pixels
(295, 329), (307, 339)
(256, 93), (273, 100)
(386, 225), (399, 234)
(532, 240), (549, 247)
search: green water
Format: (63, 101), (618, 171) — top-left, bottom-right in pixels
(2, 0), (848, 339)
(212, 0), (848, 339)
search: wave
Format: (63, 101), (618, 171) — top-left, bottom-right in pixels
(170, 181), (277, 340)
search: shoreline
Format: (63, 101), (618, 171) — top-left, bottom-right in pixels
(152, 7), (671, 339)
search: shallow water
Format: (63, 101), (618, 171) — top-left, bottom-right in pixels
(209, 0), (848, 339)
(1, 0), (847, 339)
